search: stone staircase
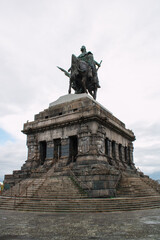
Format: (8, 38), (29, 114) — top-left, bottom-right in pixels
(1, 169), (160, 213)
(2, 164), (59, 198)
(141, 176), (160, 194)
(0, 195), (160, 212)
(117, 175), (159, 197)
(2, 177), (46, 198)
(2, 178), (34, 197)
(32, 176), (87, 199)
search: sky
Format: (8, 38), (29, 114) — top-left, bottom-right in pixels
(0, 0), (160, 182)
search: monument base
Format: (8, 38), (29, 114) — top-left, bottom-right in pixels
(4, 94), (138, 197)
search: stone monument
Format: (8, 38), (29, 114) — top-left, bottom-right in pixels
(3, 47), (159, 200)
(4, 92), (136, 197)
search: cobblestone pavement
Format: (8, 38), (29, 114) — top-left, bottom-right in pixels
(0, 209), (160, 240)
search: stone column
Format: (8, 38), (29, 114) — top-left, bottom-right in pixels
(24, 134), (39, 170)
(115, 142), (124, 169)
(121, 146), (125, 163)
(115, 143), (119, 160)
(124, 146), (129, 164)
(108, 140), (112, 157)
(128, 143), (135, 169)
(110, 141), (116, 166)
(121, 146), (128, 168)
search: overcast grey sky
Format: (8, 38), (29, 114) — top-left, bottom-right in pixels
(0, 0), (160, 181)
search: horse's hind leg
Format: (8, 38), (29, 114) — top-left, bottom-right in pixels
(88, 89), (93, 98)
(93, 89), (97, 100)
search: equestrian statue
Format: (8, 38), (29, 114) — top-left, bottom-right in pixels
(57, 46), (102, 100)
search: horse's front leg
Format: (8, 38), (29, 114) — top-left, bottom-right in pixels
(68, 78), (71, 94)
(81, 76), (88, 93)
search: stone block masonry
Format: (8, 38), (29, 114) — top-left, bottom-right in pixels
(3, 94), (136, 197)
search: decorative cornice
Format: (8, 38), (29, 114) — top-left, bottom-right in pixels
(22, 114), (135, 141)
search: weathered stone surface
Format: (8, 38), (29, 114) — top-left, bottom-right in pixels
(1, 209), (160, 240)
(4, 94), (137, 197)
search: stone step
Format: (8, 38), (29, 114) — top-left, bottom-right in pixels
(2, 175), (86, 200)
(141, 177), (160, 194)
(117, 175), (159, 197)
(0, 196), (160, 212)
(1, 195), (160, 202)
(117, 189), (157, 195)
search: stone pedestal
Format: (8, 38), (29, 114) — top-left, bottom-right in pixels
(4, 94), (136, 197)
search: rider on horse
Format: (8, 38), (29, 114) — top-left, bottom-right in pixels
(77, 46), (101, 88)
(57, 46), (102, 100)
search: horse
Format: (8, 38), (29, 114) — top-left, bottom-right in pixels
(69, 54), (98, 100)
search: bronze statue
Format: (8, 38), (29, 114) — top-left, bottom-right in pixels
(57, 46), (102, 100)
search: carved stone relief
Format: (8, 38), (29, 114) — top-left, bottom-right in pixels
(79, 136), (90, 154)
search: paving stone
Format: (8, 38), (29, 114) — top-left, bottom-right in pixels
(0, 209), (160, 240)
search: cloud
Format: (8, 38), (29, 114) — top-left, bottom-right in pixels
(0, 129), (14, 144)
(130, 122), (160, 175)
(0, 140), (27, 182)
(150, 172), (160, 180)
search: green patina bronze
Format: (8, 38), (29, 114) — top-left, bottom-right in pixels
(57, 46), (102, 100)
